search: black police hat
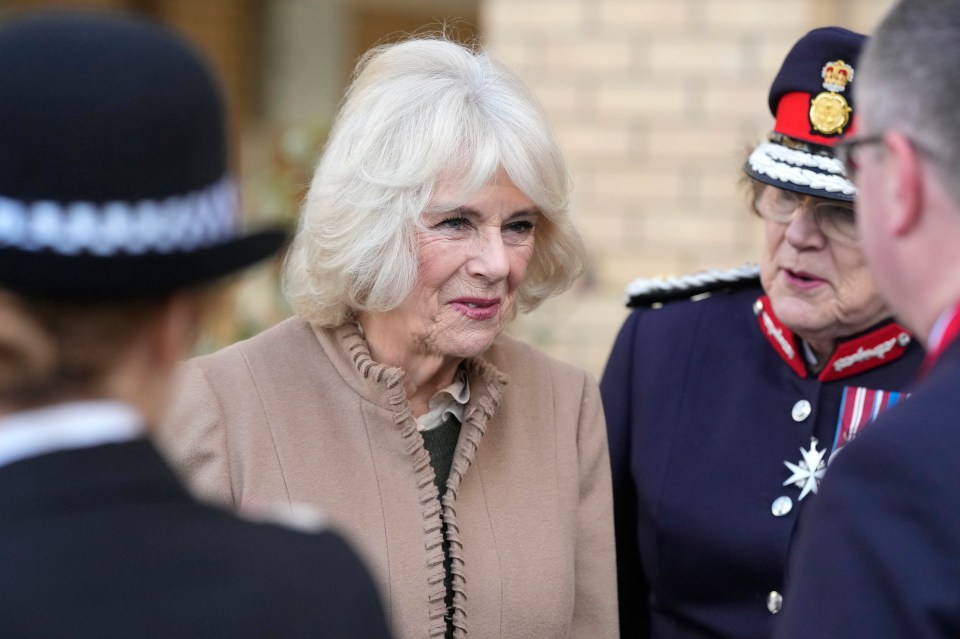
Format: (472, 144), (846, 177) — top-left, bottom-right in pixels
(744, 27), (866, 202)
(0, 11), (285, 300)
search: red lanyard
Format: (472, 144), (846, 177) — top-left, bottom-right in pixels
(921, 303), (960, 375)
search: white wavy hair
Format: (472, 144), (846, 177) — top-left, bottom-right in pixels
(282, 36), (586, 327)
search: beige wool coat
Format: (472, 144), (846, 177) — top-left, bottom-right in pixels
(157, 317), (618, 639)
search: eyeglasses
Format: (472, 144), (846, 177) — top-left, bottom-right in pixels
(754, 186), (858, 242)
(836, 132), (941, 182)
(833, 134), (885, 181)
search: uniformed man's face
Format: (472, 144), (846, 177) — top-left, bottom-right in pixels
(849, 116), (914, 336)
(758, 184), (889, 355)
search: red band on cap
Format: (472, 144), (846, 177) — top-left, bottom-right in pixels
(773, 92), (857, 147)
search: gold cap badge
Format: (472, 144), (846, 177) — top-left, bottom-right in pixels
(809, 59), (855, 135)
(809, 92), (852, 135)
(821, 59), (854, 93)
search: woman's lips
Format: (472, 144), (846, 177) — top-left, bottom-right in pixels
(783, 268), (826, 290)
(451, 298), (501, 320)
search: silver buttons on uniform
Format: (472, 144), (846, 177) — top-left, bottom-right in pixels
(767, 590), (783, 614)
(791, 399), (812, 422)
(771, 496), (793, 517)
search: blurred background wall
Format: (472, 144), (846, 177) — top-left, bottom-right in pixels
(1, 0), (895, 377)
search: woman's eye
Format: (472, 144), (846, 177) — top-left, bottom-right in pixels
(821, 206), (856, 223)
(436, 216), (470, 231)
(773, 189), (801, 207)
(504, 219), (535, 235)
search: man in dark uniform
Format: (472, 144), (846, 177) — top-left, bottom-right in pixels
(778, 1), (960, 636)
(601, 27), (923, 638)
(0, 12), (389, 638)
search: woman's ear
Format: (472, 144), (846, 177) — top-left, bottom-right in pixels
(885, 131), (925, 237)
(153, 291), (206, 370)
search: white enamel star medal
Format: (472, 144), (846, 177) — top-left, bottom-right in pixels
(783, 437), (827, 500)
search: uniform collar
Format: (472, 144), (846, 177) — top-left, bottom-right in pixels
(0, 400), (144, 469)
(753, 295), (913, 381)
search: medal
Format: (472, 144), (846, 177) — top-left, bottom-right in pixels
(783, 437), (827, 500)
(831, 386), (907, 461)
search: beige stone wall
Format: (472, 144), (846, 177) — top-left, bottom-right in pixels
(484, 0), (896, 377)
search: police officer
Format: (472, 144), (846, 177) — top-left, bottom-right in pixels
(601, 27), (922, 639)
(0, 12), (388, 637)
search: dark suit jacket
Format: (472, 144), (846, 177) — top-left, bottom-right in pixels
(777, 338), (960, 638)
(602, 286), (923, 639)
(0, 438), (390, 638)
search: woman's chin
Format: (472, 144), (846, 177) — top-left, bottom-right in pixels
(429, 331), (500, 361)
(770, 295), (829, 335)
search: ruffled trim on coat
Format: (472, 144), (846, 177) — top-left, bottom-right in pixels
(337, 324), (509, 639)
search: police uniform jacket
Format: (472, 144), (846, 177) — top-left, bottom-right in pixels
(0, 429), (389, 638)
(601, 283), (923, 639)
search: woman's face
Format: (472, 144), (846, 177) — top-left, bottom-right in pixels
(757, 184), (889, 352)
(376, 171), (539, 362)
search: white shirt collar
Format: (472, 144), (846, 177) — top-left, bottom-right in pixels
(801, 340), (819, 366)
(416, 367), (471, 432)
(0, 400), (144, 469)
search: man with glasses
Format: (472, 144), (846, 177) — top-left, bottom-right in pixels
(601, 26), (924, 638)
(777, 2), (960, 636)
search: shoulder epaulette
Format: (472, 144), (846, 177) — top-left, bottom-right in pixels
(625, 263), (761, 308)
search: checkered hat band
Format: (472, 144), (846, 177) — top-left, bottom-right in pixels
(0, 177), (238, 256)
(747, 143), (855, 197)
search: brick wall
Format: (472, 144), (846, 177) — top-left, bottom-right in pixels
(484, 0), (895, 376)
(0, 0), (896, 376)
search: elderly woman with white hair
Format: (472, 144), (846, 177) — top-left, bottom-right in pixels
(158, 37), (618, 639)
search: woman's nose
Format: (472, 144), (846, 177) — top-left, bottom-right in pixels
(783, 203), (828, 250)
(466, 231), (511, 281)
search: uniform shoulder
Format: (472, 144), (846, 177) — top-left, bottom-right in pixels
(199, 499), (350, 565)
(194, 503), (388, 634)
(238, 500), (330, 534)
(625, 263), (760, 308)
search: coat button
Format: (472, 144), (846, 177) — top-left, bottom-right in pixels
(791, 399), (812, 422)
(771, 496), (793, 517)
(767, 590), (783, 614)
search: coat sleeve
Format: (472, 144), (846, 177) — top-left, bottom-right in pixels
(154, 359), (236, 508)
(600, 310), (651, 638)
(570, 371), (620, 638)
(775, 418), (960, 639)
